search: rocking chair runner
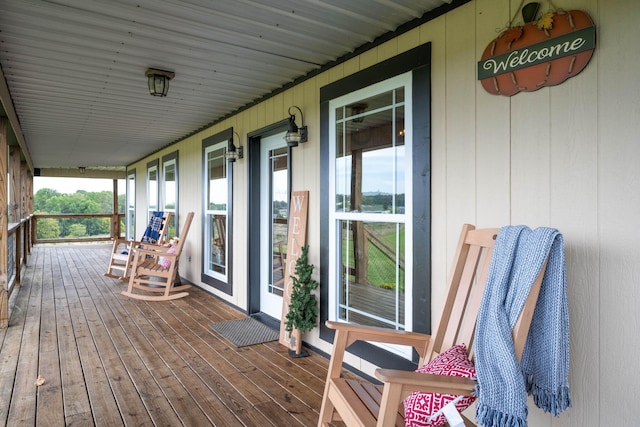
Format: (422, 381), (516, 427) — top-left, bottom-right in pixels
(318, 224), (550, 427)
(104, 211), (171, 280)
(121, 212), (194, 301)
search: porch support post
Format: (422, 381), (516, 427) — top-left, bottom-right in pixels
(112, 179), (119, 239)
(22, 161), (32, 256)
(0, 118), (9, 328)
(9, 146), (20, 223)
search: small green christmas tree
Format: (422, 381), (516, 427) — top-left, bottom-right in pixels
(285, 245), (318, 334)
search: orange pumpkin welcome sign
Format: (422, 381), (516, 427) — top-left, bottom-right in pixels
(478, 10), (596, 96)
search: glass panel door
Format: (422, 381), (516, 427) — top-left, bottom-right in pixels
(260, 132), (289, 319)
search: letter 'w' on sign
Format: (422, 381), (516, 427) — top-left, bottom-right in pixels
(291, 193), (305, 212)
(279, 191), (309, 353)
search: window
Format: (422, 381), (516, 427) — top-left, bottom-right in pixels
(162, 152), (178, 237)
(147, 159), (159, 222)
(320, 43), (431, 367)
(329, 74), (412, 357)
(202, 128), (234, 294)
(126, 169), (136, 239)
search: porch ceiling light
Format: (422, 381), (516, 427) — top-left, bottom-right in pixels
(145, 68), (175, 97)
(284, 106), (308, 147)
(225, 132), (244, 162)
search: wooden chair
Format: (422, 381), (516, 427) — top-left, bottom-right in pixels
(104, 211), (171, 280)
(121, 212), (194, 301)
(318, 224), (548, 427)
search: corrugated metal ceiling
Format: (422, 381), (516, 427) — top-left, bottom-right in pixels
(0, 0), (454, 169)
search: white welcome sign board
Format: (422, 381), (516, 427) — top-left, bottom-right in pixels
(278, 190), (309, 354)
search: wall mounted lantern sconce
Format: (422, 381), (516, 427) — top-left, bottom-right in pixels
(145, 68), (175, 97)
(225, 131), (244, 162)
(284, 106), (308, 147)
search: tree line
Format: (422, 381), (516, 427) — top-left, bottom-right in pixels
(35, 189), (125, 239)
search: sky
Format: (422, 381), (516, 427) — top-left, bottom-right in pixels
(34, 177), (126, 195)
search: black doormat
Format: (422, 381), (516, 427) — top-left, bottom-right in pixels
(210, 317), (279, 347)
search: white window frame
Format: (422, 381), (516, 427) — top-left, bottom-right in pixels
(203, 141), (228, 282)
(126, 169), (136, 239)
(328, 72), (414, 358)
(161, 152), (178, 237)
(146, 160), (159, 222)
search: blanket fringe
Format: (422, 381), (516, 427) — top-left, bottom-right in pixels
(475, 403), (527, 427)
(526, 376), (572, 416)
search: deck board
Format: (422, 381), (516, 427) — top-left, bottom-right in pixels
(37, 247), (65, 426)
(8, 245), (42, 426)
(52, 248), (94, 426)
(0, 244), (338, 427)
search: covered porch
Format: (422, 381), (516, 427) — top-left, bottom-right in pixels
(0, 243), (331, 426)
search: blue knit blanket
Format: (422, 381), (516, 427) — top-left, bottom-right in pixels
(474, 226), (571, 427)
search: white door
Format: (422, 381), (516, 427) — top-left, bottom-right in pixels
(259, 132), (289, 319)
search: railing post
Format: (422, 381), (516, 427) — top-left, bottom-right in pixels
(23, 217), (30, 258)
(15, 222), (21, 286)
(31, 215), (36, 247)
(27, 216), (32, 254)
(0, 118), (8, 329)
(111, 214), (119, 240)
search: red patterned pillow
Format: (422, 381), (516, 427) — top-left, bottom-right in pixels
(403, 344), (476, 427)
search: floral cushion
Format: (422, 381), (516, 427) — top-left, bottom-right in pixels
(159, 245), (177, 270)
(403, 344), (476, 427)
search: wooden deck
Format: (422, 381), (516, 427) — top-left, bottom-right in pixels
(0, 244), (333, 427)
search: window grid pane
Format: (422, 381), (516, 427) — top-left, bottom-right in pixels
(268, 147), (288, 297)
(127, 173), (135, 239)
(162, 159), (177, 237)
(338, 220), (405, 329)
(147, 167), (158, 212)
(333, 85), (407, 331)
(205, 145), (228, 278)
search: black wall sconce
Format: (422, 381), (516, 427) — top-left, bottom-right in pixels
(225, 131), (244, 162)
(285, 106), (308, 147)
(145, 68), (175, 97)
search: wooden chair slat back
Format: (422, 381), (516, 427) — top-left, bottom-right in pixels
(174, 212), (194, 255)
(423, 225), (499, 364)
(458, 243), (495, 361)
(160, 211), (172, 241)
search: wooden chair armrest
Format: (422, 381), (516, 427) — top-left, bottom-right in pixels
(131, 246), (172, 257)
(376, 369), (476, 396)
(325, 320), (431, 350)
(130, 240), (166, 248)
(111, 238), (135, 250)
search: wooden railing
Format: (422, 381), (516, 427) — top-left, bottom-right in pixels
(3, 213), (123, 328)
(4, 213), (121, 327)
(7, 215), (33, 297)
(31, 213), (125, 245)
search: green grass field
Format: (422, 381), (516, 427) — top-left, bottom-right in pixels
(342, 222), (405, 292)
